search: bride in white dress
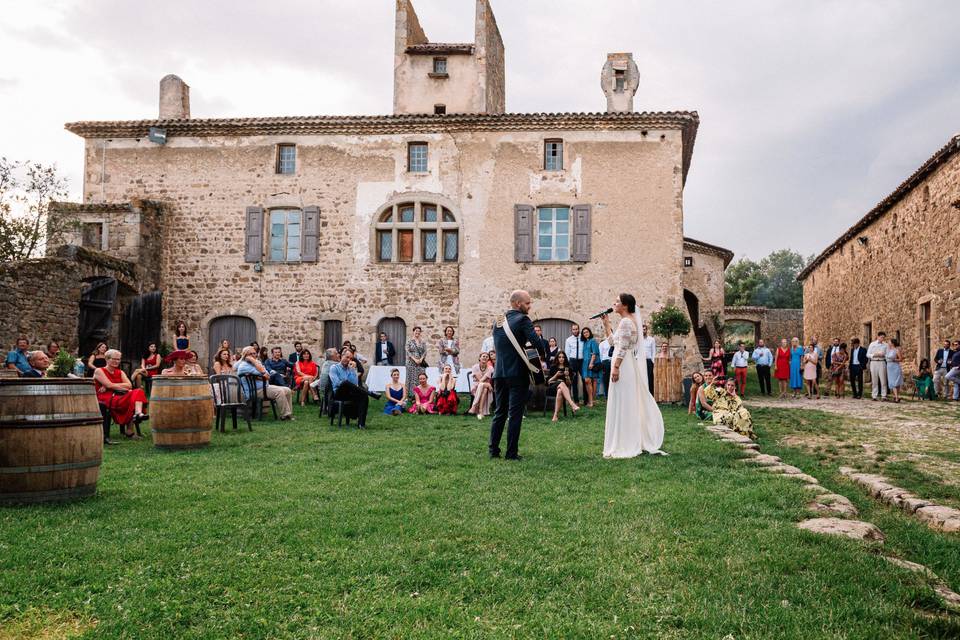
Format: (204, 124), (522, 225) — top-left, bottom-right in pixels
(600, 293), (666, 458)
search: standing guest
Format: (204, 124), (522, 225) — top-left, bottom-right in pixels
(546, 351), (580, 422)
(811, 337), (823, 388)
(688, 371), (704, 415)
(532, 325), (550, 358)
(886, 338), (903, 403)
(213, 349), (235, 375)
(545, 337), (560, 370)
(933, 339), (953, 399)
(236, 346), (295, 421)
(264, 347), (291, 387)
(599, 341), (613, 398)
(293, 349), (320, 406)
(87, 342), (108, 377)
(916, 358), (935, 401)
(731, 342), (749, 397)
(696, 370), (720, 421)
(288, 342), (304, 365)
(789, 337), (804, 398)
(5, 336), (32, 374)
(94, 349), (149, 439)
(830, 343), (848, 398)
(185, 350), (205, 376)
(564, 324), (584, 405)
(409, 372), (437, 414)
(46, 341), (61, 359)
(131, 343), (161, 388)
(23, 351), (50, 378)
(437, 326), (461, 373)
(713, 379), (756, 439)
(704, 340), (725, 380)
(405, 327), (428, 392)
(774, 338), (791, 398)
(848, 338), (867, 399)
(374, 332), (396, 366)
(825, 338), (841, 397)
(435, 364), (459, 415)
(867, 332), (889, 401)
(383, 369), (407, 416)
(310, 348), (341, 400)
(467, 352), (494, 419)
(580, 327), (601, 408)
(751, 339), (773, 396)
(947, 345), (960, 401)
(803, 344), (820, 399)
(174, 321), (190, 351)
(642, 324), (657, 395)
(219, 339), (232, 355)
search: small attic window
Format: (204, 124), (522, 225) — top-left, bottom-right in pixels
(431, 57), (448, 76)
(434, 104), (446, 115)
(615, 69), (626, 92)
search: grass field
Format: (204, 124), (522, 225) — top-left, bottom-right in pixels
(2, 400), (959, 638)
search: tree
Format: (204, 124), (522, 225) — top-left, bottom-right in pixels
(724, 258), (764, 306)
(0, 158), (72, 263)
(650, 305), (691, 342)
(724, 249), (810, 309)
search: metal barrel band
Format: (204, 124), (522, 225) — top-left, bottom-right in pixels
(0, 418), (104, 428)
(150, 427), (212, 434)
(0, 411), (103, 422)
(0, 484), (97, 504)
(0, 459), (102, 474)
(150, 396), (211, 402)
(0, 385), (96, 397)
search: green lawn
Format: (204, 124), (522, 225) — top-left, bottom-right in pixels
(2, 401), (959, 638)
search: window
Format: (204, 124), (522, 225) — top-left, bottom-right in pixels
(615, 69), (625, 92)
(276, 144), (296, 174)
(536, 207), (570, 262)
(432, 57), (447, 74)
(375, 201), (459, 264)
(920, 301), (932, 361)
(434, 104), (446, 115)
(684, 256), (694, 267)
(408, 142), (428, 172)
(544, 140), (563, 171)
(268, 209), (302, 262)
(863, 322), (872, 344)
(81, 222), (104, 250)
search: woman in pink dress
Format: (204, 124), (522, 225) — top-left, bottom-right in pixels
(467, 352), (494, 419)
(802, 345), (820, 399)
(409, 372), (437, 414)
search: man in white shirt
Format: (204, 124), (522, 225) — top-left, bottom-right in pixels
(731, 341), (749, 396)
(751, 339), (773, 396)
(866, 332), (888, 400)
(564, 324), (583, 404)
(642, 324), (656, 395)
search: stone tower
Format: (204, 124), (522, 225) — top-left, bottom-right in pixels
(601, 53), (639, 113)
(393, 0), (505, 115)
(159, 74), (190, 119)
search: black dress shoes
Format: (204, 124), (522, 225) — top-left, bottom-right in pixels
(504, 455), (523, 461)
(489, 451), (501, 459)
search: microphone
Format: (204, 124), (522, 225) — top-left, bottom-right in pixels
(589, 308), (613, 320)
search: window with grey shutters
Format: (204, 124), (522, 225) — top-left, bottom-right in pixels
(515, 204), (591, 263)
(244, 206), (264, 262)
(571, 204), (592, 262)
(514, 205), (534, 262)
(302, 206), (319, 262)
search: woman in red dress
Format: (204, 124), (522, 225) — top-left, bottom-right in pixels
(293, 349), (320, 406)
(703, 340), (726, 381)
(774, 338), (791, 398)
(131, 342), (161, 389)
(435, 364), (459, 415)
(94, 349), (149, 439)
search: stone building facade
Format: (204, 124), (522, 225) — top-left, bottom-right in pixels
(799, 134), (960, 375)
(54, 0), (729, 369)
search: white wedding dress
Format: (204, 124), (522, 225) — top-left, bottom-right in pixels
(603, 314), (666, 458)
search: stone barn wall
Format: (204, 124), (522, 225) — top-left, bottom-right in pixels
(764, 309), (804, 346)
(0, 257), (82, 354)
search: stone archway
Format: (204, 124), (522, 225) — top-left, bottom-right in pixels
(724, 306), (805, 348)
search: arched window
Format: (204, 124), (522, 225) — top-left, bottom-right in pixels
(374, 200), (459, 263)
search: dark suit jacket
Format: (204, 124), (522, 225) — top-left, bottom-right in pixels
(935, 348), (953, 370)
(21, 368), (43, 378)
(493, 309), (539, 386)
(848, 347), (867, 371)
(374, 341), (396, 365)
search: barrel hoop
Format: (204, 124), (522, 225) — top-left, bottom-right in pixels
(151, 427), (212, 434)
(0, 384), (96, 397)
(0, 484), (97, 504)
(0, 459), (101, 474)
(150, 396), (212, 402)
(0, 418), (104, 428)
(0, 411), (102, 422)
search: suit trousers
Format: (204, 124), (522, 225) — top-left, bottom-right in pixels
(489, 378), (529, 458)
(934, 367), (948, 397)
(870, 360), (888, 399)
(946, 367), (960, 400)
(756, 365), (772, 395)
(334, 380), (370, 426)
(602, 360), (612, 397)
(646, 359), (655, 395)
(849, 366), (864, 398)
(568, 359), (582, 403)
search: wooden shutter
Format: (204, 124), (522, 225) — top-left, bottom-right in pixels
(514, 204), (534, 262)
(244, 206), (264, 262)
(572, 204), (592, 262)
(302, 206), (319, 262)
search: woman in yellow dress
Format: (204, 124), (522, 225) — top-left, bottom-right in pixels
(712, 379), (755, 439)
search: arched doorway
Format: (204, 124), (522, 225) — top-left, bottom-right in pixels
(208, 315), (257, 369)
(376, 318), (407, 365)
(683, 289), (700, 328)
(534, 318), (575, 346)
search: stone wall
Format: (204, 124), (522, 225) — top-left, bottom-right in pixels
(0, 257), (82, 354)
(764, 309), (804, 346)
(802, 147), (960, 376)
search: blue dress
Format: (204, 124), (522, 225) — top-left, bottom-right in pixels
(581, 338), (601, 379)
(175, 336), (189, 350)
(886, 348), (903, 389)
(789, 347), (804, 390)
(383, 386), (405, 414)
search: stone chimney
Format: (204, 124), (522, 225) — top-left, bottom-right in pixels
(159, 74), (190, 119)
(601, 53), (639, 113)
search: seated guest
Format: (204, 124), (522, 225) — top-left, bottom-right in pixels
(383, 368), (407, 416)
(161, 350), (190, 376)
(95, 348), (148, 439)
(258, 347), (270, 363)
(546, 351), (579, 422)
(264, 347), (291, 387)
(186, 350), (204, 376)
(87, 342), (108, 377)
(409, 372), (436, 415)
(688, 371), (704, 415)
(5, 336), (32, 375)
(712, 379), (756, 439)
(915, 358), (935, 400)
(236, 346), (294, 421)
(231, 350), (242, 363)
(696, 370), (720, 421)
(310, 348), (340, 399)
(435, 364), (459, 415)
(132, 343), (161, 388)
(213, 349), (235, 375)
(342, 341), (367, 377)
(657, 343), (670, 359)
(293, 349), (320, 406)
(288, 341), (304, 365)
(375, 332), (396, 366)
(329, 348), (376, 427)
(467, 352), (494, 419)
(23, 351), (50, 378)
(46, 341), (61, 359)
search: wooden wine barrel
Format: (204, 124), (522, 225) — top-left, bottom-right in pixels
(149, 376), (214, 450)
(0, 369), (19, 378)
(653, 357), (683, 403)
(0, 379), (103, 505)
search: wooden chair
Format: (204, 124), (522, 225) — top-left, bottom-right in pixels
(239, 373), (278, 420)
(209, 374), (252, 432)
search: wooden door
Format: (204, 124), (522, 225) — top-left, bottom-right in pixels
(207, 315), (257, 369)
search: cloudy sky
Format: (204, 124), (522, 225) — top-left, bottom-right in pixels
(1, 0), (958, 261)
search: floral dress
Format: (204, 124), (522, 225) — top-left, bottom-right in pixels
(712, 390), (755, 439)
(696, 383), (719, 421)
(830, 350), (847, 379)
(405, 339), (426, 391)
(708, 348), (725, 379)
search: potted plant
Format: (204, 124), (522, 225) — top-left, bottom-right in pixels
(46, 350), (79, 378)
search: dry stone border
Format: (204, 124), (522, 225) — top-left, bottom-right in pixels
(883, 557), (960, 614)
(839, 467), (960, 533)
